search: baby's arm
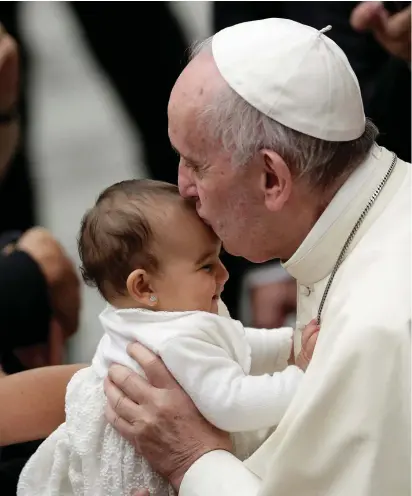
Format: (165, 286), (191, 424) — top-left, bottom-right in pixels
(244, 326), (294, 375)
(158, 335), (303, 433)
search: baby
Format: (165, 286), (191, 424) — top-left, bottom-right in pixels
(18, 179), (319, 496)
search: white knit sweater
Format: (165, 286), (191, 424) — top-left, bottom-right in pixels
(94, 304), (302, 432)
(18, 302), (302, 496)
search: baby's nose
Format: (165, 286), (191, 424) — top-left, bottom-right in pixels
(217, 261), (229, 286)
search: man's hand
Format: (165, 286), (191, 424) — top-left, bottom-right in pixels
(105, 343), (232, 491)
(250, 278), (297, 329)
(351, 1), (411, 62)
(17, 227), (81, 337)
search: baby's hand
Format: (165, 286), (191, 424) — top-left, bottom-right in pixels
(295, 319), (320, 371)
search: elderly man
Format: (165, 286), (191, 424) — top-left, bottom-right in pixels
(104, 16), (411, 496)
(219, 0), (412, 329)
(0, 10), (409, 496)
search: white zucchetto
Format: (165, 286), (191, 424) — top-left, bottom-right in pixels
(212, 18), (366, 142)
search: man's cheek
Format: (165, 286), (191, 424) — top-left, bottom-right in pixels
(197, 187), (208, 205)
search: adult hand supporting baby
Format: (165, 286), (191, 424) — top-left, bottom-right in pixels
(105, 342), (232, 491)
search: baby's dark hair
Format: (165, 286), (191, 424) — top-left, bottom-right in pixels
(78, 179), (182, 300)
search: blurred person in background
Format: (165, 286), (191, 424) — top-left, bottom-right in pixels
(0, 26), (80, 495)
(213, 0), (411, 329)
(0, 1), (248, 320)
(0, 23), (80, 375)
(0, 3), (34, 234)
(0, 228), (80, 374)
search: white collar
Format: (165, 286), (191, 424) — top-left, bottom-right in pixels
(282, 145), (405, 286)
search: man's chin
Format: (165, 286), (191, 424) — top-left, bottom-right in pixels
(221, 241), (240, 257)
(199, 216), (212, 228)
(222, 241), (273, 263)
(199, 216), (222, 239)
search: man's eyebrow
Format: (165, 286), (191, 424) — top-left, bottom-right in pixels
(171, 144), (201, 164)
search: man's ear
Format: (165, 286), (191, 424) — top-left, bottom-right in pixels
(259, 149), (293, 211)
(126, 269), (157, 307)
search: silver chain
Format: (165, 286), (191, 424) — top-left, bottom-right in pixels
(316, 153), (398, 325)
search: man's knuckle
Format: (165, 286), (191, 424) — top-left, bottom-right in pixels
(130, 417), (142, 430)
(119, 369), (135, 390)
(154, 390), (173, 413)
(105, 404), (118, 427)
(114, 392), (125, 412)
(140, 353), (160, 373)
(144, 415), (158, 432)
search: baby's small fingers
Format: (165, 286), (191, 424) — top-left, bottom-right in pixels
(303, 322), (320, 336)
(301, 325), (320, 349)
(310, 329), (321, 342)
(308, 323), (320, 334)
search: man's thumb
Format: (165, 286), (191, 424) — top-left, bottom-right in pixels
(350, 1), (388, 33)
(386, 6), (411, 38)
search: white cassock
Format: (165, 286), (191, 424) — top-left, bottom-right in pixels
(180, 144), (411, 496)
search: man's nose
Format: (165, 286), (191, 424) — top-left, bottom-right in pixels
(178, 162), (198, 199)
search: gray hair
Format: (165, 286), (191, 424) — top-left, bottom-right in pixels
(190, 38), (379, 190)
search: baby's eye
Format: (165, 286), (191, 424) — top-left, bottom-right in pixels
(202, 264), (213, 272)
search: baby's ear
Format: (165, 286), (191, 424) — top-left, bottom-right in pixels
(127, 269), (155, 306)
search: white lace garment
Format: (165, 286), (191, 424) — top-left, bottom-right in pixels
(18, 301), (299, 496)
(18, 366), (174, 496)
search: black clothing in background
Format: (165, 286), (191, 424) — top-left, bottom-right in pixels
(0, 440), (44, 496)
(0, 250), (50, 493)
(0, 2), (35, 234)
(0, 250), (50, 353)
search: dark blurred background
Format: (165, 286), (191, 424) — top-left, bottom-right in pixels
(0, 1), (410, 363)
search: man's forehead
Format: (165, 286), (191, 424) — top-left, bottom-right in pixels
(168, 55), (225, 159)
(169, 53), (222, 112)
(168, 97), (207, 161)
(168, 119), (201, 163)
(168, 73), (199, 134)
